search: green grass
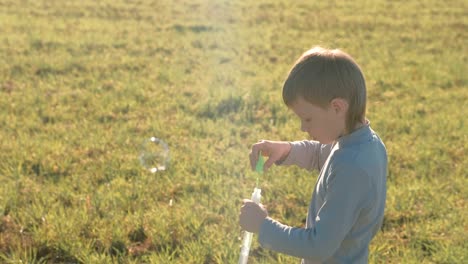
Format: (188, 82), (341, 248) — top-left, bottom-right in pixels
(0, 0), (466, 263)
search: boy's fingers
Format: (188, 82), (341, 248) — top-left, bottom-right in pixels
(242, 199), (252, 204)
(264, 153), (280, 171)
(263, 158), (272, 171)
(249, 150), (257, 170)
(250, 141), (265, 170)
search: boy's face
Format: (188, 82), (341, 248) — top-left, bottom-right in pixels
(290, 97), (347, 144)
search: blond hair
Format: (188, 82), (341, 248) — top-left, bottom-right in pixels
(282, 46), (367, 133)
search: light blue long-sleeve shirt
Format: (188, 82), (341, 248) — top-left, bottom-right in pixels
(258, 124), (387, 263)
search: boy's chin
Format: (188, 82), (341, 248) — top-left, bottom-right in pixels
(308, 133), (333, 144)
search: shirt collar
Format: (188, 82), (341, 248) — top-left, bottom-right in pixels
(336, 120), (372, 148)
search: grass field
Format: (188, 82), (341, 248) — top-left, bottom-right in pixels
(0, 0), (467, 263)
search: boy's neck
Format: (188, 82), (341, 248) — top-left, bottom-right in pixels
(353, 120), (367, 131)
(337, 119), (368, 141)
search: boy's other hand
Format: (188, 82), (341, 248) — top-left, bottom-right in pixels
(239, 199), (268, 233)
(250, 140), (291, 171)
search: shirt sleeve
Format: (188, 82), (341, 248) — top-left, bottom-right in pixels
(258, 160), (371, 261)
(278, 140), (333, 171)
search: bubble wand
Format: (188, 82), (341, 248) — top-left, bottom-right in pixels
(239, 155), (264, 264)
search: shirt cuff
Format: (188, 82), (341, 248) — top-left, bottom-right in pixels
(258, 217), (275, 250)
(276, 141), (301, 166)
(258, 217), (290, 250)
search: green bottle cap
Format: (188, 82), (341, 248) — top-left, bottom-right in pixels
(255, 155), (264, 174)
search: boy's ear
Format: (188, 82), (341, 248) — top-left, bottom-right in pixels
(330, 98), (349, 115)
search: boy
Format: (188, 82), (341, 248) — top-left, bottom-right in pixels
(239, 46), (387, 263)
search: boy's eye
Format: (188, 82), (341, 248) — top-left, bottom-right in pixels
(304, 118), (312, 122)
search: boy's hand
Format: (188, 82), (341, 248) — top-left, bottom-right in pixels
(250, 140), (291, 171)
(239, 199), (268, 233)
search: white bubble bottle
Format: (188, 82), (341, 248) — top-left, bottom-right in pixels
(239, 155), (264, 264)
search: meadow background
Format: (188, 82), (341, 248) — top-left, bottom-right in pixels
(0, 0), (466, 263)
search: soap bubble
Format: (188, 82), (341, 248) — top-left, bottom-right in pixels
(139, 137), (169, 173)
